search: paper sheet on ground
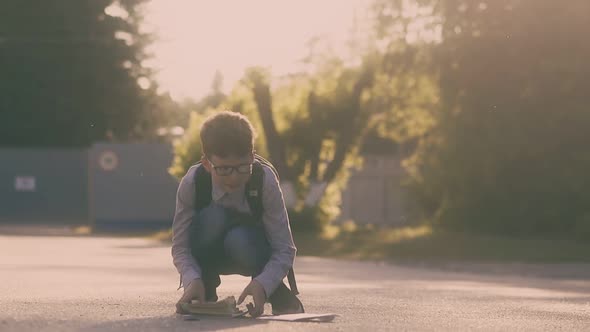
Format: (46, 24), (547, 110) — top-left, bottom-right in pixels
(256, 313), (338, 322)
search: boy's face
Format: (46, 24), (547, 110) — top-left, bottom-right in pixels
(202, 153), (254, 193)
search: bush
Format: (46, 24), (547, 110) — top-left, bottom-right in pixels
(168, 110), (213, 180)
(288, 206), (332, 233)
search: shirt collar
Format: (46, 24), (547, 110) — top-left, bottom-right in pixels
(211, 182), (226, 201)
(211, 182), (246, 201)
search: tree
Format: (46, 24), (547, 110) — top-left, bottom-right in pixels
(170, 54), (382, 229)
(169, 3), (442, 230)
(377, 0), (590, 236)
(245, 56), (381, 221)
(0, 0), (159, 147)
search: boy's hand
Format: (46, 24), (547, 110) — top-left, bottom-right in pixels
(176, 278), (205, 314)
(238, 279), (266, 317)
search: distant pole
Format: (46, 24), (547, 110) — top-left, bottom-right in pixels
(87, 146), (95, 230)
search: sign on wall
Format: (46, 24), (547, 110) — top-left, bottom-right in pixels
(99, 150), (119, 171)
(14, 176), (36, 192)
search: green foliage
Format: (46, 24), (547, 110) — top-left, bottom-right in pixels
(170, 54), (379, 230)
(239, 61), (376, 230)
(0, 0), (161, 147)
(295, 224), (590, 262)
(377, 0), (590, 237)
(169, 109), (216, 179)
(168, 2), (443, 231)
(288, 206), (328, 233)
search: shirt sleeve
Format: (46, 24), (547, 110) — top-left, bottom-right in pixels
(171, 167), (202, 290)
(253, 166), (297, 297)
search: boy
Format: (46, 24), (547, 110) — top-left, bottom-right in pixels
(172, 111), (304, 317)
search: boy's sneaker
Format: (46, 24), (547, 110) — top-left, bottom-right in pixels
(203, 273), (221, 302)
(269, 282), (305, 315)
(204, 281), (219, 302)
(205, 288), (218, 302)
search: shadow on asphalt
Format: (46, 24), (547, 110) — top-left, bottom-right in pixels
(294, 256), (590, 297)
(0, 224), (170, 247)
(80, 315), (268, 331)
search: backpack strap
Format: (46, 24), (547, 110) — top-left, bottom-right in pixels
(254, 154), (279, 181)
(248, 157), (299, 295)
(193, 163), (213, 212)
(244, 160), (265, 220)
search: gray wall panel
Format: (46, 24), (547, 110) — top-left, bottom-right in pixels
(0, 148), (88, 223)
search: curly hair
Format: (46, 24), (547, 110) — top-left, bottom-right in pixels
(200, 111), (257, 158)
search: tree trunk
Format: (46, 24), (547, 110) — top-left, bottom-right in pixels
(304, 181), (328, 207)
(323, 67), (374, 183)
(250, 76), (292, 181)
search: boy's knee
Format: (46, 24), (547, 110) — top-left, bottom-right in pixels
(192, 205), (228, 248)
(224, 227), (269, 272)
(198, 204), (227, 224)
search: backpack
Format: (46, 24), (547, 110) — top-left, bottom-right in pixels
(193, 154), (299, 295)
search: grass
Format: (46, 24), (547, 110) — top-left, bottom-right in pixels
(293, 223), (590, 263)
(146, 221), (590, 263)
(150, 228), (173, 242)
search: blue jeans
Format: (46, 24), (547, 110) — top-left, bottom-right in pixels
(189, 204), (270, 297)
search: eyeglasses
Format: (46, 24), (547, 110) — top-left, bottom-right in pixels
(207, 158), (253, 176)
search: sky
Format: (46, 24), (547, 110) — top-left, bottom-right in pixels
(142, 0), (370, 101)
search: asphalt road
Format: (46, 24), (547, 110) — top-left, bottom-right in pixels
(1, 233), (590, 331)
